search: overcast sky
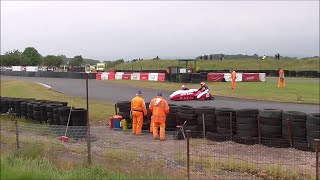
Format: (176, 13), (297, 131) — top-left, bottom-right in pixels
(1, 1), (319, 61)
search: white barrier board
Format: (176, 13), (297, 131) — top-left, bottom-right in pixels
(101, 72), (109, 80)
(131, 73), (140, 80)
(224, 73), (242, 82)
(148, 73), (158, 81)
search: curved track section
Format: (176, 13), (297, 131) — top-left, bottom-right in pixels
(2, 76), (319, 113)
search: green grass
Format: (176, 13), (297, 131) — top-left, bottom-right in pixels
(1, 154), (169, 180)
(174, 152), (314, 180)
(111, 59), (320, 71)
(1, 80), (115, 124)
(103, 79), (319, 104)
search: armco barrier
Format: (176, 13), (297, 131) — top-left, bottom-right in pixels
(0, 71), (97, 79)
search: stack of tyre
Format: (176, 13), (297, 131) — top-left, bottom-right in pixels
(306, 113), (320, 151)
(14, 99), (24, 117)
(69, 108), (87, 139)
(142, 102), (152, 131)
(33, 103), (43, 123)
(282, 111), (311, 151)
(169, 74), (177, 82)
(258, 109), (289, 148)
(1, 98), (9, 113)
(209, 108), (235, 141)
(166, 104), (179, 131)
(190, 73), (202, 83)
(20, 101), (28, 118)
(116, 101), (131, 128)
(195, 106), (216, 135)
(234, 109), (259, 145)
(177, 105), (199, 137)
(180, 74), (192, 83)
(27, 102), (38, 120)
(47, 104), (62, 125)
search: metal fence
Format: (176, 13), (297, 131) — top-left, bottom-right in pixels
(0, 113), (319, 180)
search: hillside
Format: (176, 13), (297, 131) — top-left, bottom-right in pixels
(110, 58), (319, 71)
(62, 58), (101, 65)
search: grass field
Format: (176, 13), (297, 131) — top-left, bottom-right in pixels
(103, 78), (320, 104)
(1, 80), (115, 123)
(111, 58), (320, 71)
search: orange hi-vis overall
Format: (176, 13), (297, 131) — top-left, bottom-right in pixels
(131, 95), (147, 135)
(149, 96), (169, 141)
(231, 71), (236, 89)
(278, 69), (286, 88)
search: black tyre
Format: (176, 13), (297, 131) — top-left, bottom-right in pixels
(259, 109), (283, 118)
(206, 132), (230, 142)
(307, 113), (320, 125)
(236, 130), (257, 137)
(233, 135), (258, 145)
(217, 127), (231, 134)
(259, 117), (281, 126)
(195, 106), (215, 114)
(178, 105), (195, 114)
(177, 112), (196, 121)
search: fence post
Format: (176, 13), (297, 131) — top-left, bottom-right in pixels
(186, 130), (191, 180)
(202, 114), (205, 139)
(315, 139), (319, 180)
(114, 104), (118, 115)
(258, 114), (261, 145)
(287, 119), (293, 147)
(230, 112), (233, 141)
(14, 113), (19, 149)
(86, 73), (92, 165)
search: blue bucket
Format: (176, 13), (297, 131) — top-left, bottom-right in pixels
(113, 117), (122, 130)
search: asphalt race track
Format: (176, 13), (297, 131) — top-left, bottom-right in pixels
(2, 76), (319, 113)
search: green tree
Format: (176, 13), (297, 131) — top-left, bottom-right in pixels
(70, 55), (83, 66)
(0, 50), (27, 66)
(43, 55), (63, 67)
(22, 47), (42, 66)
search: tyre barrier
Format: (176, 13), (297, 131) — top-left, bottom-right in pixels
(306, 113), (320, 151)
(166, 104), (179, 131)
(195, 106), (216, 133)
(215, 108), (236, 136)
(235, 109), (258, 140)
(112, 100), (319, 151)
(0, 97), (91, 140)
(259, 109), (283, 143)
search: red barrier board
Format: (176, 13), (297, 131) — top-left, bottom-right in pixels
(122, 73), (131, 80)
(108, 73), (115, 80)
(140, 73), (149, 80)
(96, 72), (102, 80)
(158, 73), (165, 81)
(242, 73), (260, 82)
(207, 73), (224, 82)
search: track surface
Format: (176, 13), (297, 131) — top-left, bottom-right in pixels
(2, 76), (319, 113)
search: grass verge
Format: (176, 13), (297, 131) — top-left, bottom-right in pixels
(112, 59), (320, 71)
(1, 80), (115, 124)
(103, 79), (319, 104)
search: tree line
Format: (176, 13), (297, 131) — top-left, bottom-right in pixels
(0, 47), (85, 67)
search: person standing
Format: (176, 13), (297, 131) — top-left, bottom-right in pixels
(278, 68), (286, 88)
(131, 90), (147, 135)
(149, 93), (169, 141)
(231, 69), (237, 89)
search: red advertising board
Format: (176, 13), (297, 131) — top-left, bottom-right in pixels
(140, 73), (149, 80)
(207, 73), (225, 82)
(108, 73), (115, 80)
(122, 73), (132, 80)
(96, 72), (102, 80)
(158, 73), (165, 81)
(242, 73), (260, 82)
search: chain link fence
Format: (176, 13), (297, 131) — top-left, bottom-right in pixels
(0, 112), (319, 179)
